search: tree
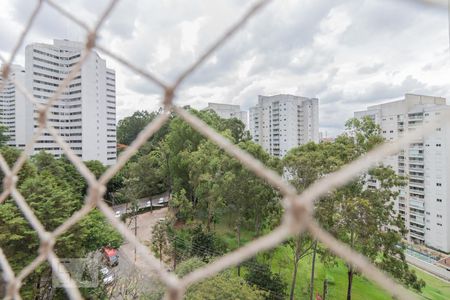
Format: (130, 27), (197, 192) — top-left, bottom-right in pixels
(0, 125), (10, 146)
(33, 151), (85, 199)
(117, 110), (158, 145)
(188, 139), (227, 231)
(244, 258), (287, 300)
(127, 150), (168, 198)
(175, 257), (206, 277)
(173, 258), (266, 299)
(184, 270), (266, 300)
(169, 189), (193, 222)
(0, 171), (122, 298)
(285, 234), (314, 300)
(85, 160), (106, 178)
(189, 224), (221, 261)
(331, 117), (424, 299)
(0, 146), (37, 191)
(73, 210), (123, 251)
(151, 220), (169, 262)
(284, 142), (342, 300)
(165, 225), (189, 270)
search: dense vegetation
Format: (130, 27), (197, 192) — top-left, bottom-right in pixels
(117, 109), (428, 299)
(0, 108), (440, 299)
(0, 147), (123, 298)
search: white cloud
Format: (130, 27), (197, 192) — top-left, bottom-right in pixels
(1, 0), (449, 136)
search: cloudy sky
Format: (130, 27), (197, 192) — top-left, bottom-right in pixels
(0, 0), (448, 136)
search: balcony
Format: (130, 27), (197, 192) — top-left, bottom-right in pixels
(409, 158), (424, 165)
(409, 172), (424, 180)
(410, 222), (425, 231)
(409, 187), (424, 195)
(409, 181), (424, 189)
(409, 231), (425, 241)
(409, 165), (424, 171)
(409, 212), (425, 223)
(409, 198), (424, 209)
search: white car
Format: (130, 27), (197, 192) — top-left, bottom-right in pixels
(114, 211), (121, 218)
(158, 197), (165, 204)
(100, 267), (114, 285)
(146, 200), (151, 207)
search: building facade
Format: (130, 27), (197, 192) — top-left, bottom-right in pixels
(24, 39), (116, 165)
(204, 102), (248, 129)
(0, 65), (31, 148)
(249, 94), (319, 157)
(355, 94), (450, 252)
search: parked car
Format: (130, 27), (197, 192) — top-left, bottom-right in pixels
(100, 267), (115, 285)
(146, 200), (152, 207)
(102, 247), (119, 267)
(158, 197), (165, 204)
(115, 211), (121, 218)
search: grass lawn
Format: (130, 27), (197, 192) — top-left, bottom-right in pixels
(411, 265), (450, 300)
(269, 245), (391, 300)
(215, 223), (450, 299)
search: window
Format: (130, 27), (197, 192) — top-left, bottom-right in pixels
(437, 183), (442, 187)
(437, 199), (443, 203)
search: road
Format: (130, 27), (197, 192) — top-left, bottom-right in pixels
(109, 208), (170, 298)
(112, 192), (170, 217)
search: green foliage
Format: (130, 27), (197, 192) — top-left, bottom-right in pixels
(244, 258), (287, 300)
(0, 125), (10, 146)
(0, 149), (124, 298)
(185, 271), (266, 300)
(163, 223), (190, 270)
(190, 224), (224, 261)
(175, 257), (206, 277)
(0, 146), (37, 190)
(284, 116), (424, 299)
(117, 110), (158, 145)
(151, 220), (169, 261)
(73, 210), (123, 251)
(169, 189), (193, 222)
(125, 150), (168, 198)
(344, 116), (384, 155)
(85, 160), (106, 178)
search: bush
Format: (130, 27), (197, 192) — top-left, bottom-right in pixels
(244, 258), (287, 300)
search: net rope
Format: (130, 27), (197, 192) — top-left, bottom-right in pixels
(0, 0), (447, 299)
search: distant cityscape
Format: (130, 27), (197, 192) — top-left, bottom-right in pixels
(206, 94), (450, 254)
(1, 39), (449, 256)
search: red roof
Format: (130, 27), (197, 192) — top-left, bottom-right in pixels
(104, 247), (117, 257)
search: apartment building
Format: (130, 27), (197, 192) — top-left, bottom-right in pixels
(204, 102), (248, 129)
(355, 94), (450, 252)
(23, 39), (116, 165)
(249, 94), (319, 157)
(0, 65), (31, 148)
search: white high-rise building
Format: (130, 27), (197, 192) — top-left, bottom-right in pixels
(355, 94), (450, 252)
(204, 102), (248, 129)
(0, 65), (31, 148)
(249, 94), (319, 157)
(24, 39), (116, 165)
